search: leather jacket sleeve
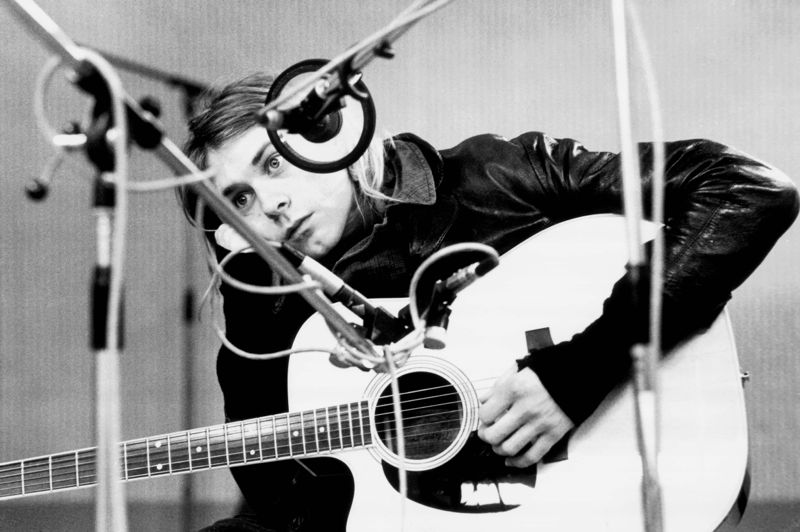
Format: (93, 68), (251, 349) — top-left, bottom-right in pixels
(499, 132), (800, 424)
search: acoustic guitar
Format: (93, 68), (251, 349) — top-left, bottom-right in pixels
(0, 215), (749, 532)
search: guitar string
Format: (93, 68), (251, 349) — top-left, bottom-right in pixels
(1, 407), (478, 492)
(0, 397), (486, 491)
(3, 416), (468, 494)
(3, 418), (474, 494)
(0, 376), (499, 460)
(1, 414), (473, 492)
(0, 380), (504, 490)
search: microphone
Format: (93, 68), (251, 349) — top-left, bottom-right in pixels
(279, 245), (371, 316)
(280, 244), (408, 344)
(423, 256), (499, 350)
(258, 77), (344, 144)
(254, 58), (377, 174)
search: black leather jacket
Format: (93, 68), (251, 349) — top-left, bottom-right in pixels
(214, 131), (799, 531)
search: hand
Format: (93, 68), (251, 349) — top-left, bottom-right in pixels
(477, 365), (574, 467)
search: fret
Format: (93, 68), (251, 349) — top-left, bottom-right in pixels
(288, 413), (304, 456)
(325, 407), (334, 451)
(207, 425), (228, 467)
(189, 429), (209, 471)
(301, 411), (318, 455)
(225, 423), (245, 465)
(242, 420), (260, 462)
(256, 418), (264, 461)
(51, 451), (78, 490)
(169, 432), (191, 473)
(125, 439), (149, 479)
(22, 457), (51, 494)
(77, 449), (95, 486)
(335, 405), (344, 449)
(315, 408), (331, 453)
(74, 451), (80, 486)
(259, 417), (277, 459)
(148, 437), (170, 476)
(223, 424), (230, 466)
(344, 403), (355, 448)
(274, 415), (290, 458)
(48, 456), (53, 491)
(187, 433), (192, 471)
(239, 422), (248, 463)
(0, 461), (22, 498)
(145, 437), (152, 477)
(327, 406), (342, 450)
(351, 402), (364, 447)
(205, 428), (212, 468)
(167, 435), (173, 474)
(360, 401), (372, 445)
(122, 442), (129, 480)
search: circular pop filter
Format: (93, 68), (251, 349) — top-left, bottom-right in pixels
(265, 58), (376, 173)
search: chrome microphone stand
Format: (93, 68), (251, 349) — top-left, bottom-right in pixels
(3, 3), (379, 532)
(610, 0), (664, 531)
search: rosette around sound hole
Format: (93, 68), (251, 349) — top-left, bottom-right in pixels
(374, 371), (464, 461)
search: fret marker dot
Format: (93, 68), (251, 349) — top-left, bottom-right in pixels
(292, 431), (299, 437)
(250, 450), (256, 456)
(155, 441), (162, 448)
(196, 446), (203, 453)
(156, 464), (163, 471)
(319, 427), (325, 433)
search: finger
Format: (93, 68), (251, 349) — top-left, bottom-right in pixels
(506, 432), (559, 468)
(491, 422), (541, 457)
(477, 365), (518, 404)
(478, 405), (525, 446)
(477, 388), (514, 426)
(476, 385), (492, 404)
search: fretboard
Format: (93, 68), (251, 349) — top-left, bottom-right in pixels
(0, 400), (371, 500)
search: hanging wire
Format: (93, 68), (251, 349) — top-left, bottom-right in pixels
(610, 1), (666, 530)
(626, 0), (665, 386)
(407, 243), (499, 330)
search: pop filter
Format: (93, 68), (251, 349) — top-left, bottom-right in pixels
(263, 58), (376, 173)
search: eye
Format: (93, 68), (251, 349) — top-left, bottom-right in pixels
(230, 189), (254, 211)
(265, 154), (282, 172)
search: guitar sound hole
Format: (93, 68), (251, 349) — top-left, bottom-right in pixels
(374, 372), (463, 460)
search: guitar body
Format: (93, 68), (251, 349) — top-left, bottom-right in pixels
(288, 215), (748, 532)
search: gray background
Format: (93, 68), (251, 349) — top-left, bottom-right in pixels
(1, 1), (798, 530)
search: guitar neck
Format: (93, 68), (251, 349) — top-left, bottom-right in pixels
(0, 400), (372, 500)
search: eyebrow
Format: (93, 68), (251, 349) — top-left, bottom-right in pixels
(250, 142), (271, 167)
(220, 141), (275, 197)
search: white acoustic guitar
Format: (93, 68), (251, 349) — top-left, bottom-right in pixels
(0, 215), (749, 532)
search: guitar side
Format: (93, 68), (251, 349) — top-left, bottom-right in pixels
(288, 215), (748, 532)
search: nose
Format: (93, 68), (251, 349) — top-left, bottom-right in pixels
(261, 192), (291, 222)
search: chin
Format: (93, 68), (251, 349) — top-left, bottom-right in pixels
(302, 241), (329, 260)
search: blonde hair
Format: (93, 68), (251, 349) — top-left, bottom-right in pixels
(178, 71), (389, 230)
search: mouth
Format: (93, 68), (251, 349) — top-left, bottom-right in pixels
(285, 214), (312, 242)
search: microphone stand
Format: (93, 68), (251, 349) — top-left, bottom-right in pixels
(4, 4), (379, 532)
(75, 43), (211, 118)
(73, 45), (211, 532)
(255, 0), (455, 173)
(610, 1), (663, 531)
(91, 172), (128, 532)
(3, 0), (375, 382)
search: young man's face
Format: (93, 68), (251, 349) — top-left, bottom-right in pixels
(208, 126), (356, 259)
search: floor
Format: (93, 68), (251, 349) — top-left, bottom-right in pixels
(1, 500), (799, 531)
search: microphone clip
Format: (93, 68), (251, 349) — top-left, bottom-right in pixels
(260, 58), (377, 174)
(421, 279), (454, 350)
